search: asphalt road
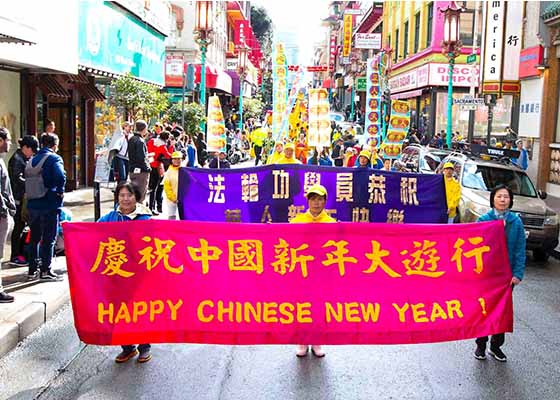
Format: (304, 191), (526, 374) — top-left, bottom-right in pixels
(1, 257), (559, 400)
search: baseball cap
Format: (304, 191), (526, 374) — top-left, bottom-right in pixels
(306, 184), (327, 198)
(284, 143), (295, 150)
(171, 151), (183, 159)
(443, 162), (454, 169)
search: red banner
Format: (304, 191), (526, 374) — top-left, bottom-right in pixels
(64, 220), (513, 345)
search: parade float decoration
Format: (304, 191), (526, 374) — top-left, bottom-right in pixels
(308, 88), (331, 148)
(380, 100), (411, 159)
(206, 95), (227, 153)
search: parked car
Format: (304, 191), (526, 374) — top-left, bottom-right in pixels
(400, 144), (449, 173)
(438, 152), (559, 262)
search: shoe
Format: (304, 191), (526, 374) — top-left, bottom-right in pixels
(488, 347), (507, 362)
(115, 348), (139, 363)
(27, 271), (38, 281)
(295, 345), (309, 357)
(151, 209), (160, 216)
(474, 345), (486, 360)
(0, 291), (14, 303)
(40, 271), (63, 282)
(10, 256), (29, 266)
(137, 348), (152, 363)
(311, 345), (326, 358)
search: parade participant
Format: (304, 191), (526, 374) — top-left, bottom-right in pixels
(474, 185), (525, 362)
(307, 148), (319, 165)
(209, 151), (231, 169)
(251, 123), (267, 166)
(162, 152), (183, 220)
(0, 128), (16, 302)
(186, 136), (198, 167)
(146, 130), (172, 215)
(98, 182), (153, 363)
(267, 142), (284, 164)
(261, 130), (275, 164)
(381, 158), (392, 171)
(276, 143), (301, 164)
(8, 135), (39, 266)
(355, 150), (371, 168)
(291, 184), (335, 357)
(512, 139), (528, 170)
(295, 133), (308, 164)
(331, 138), (344, 167)
(344, 147), (356, 167)
(442, 162), (460, 224)
(369, 148), (384, 169)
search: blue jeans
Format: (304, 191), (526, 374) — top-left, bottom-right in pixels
(114, 157), (129, 183)
(28, 209), (59, 273)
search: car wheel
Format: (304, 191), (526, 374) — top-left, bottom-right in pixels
(533, 248), (550, 263)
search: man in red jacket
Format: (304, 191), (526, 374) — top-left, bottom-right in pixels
(146, 130), (172, 214)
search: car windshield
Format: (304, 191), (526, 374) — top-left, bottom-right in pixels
(461, 162), (537, 197)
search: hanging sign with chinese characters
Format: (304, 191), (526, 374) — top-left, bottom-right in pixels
(64, 220), (513, 345)
(177, 164), (447, 223)
(381, 100), (411, 160)
(272, 43), (288, 139)
(365, 57), (381, 147)
(206, 96), (227, 153)
(342, 14), (353, 57)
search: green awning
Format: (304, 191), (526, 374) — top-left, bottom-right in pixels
(542, 2), (560, 21)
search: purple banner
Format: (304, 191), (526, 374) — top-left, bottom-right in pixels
(178, 165), (447, 223)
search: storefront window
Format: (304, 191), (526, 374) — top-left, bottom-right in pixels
(473, 95), (513, 138)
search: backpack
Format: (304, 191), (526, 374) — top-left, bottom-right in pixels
(24, 154), (52, 200)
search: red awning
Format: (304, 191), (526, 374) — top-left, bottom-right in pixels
(191, 64), (233, 94)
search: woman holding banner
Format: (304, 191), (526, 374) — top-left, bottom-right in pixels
(291, 184), (336, 358)
(98, 182), (153, 364)
(474, 185), (526, 363)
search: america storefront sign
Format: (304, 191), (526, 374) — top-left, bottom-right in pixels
(428, 64), (480, 87)
(388, 69), (417, 93)
(206, 96), (226, 153)
(502, 1), (523, 83)
(308, 89), (331, 147)
(482, 1), (505, 84)
(342, 14), (353, 57)
(381, 100), (410, 160)
(355, 33), (382, 50)
(365, 57), (381, 146)
(178, 164), (447, 224)
(64, 220), (513, 345)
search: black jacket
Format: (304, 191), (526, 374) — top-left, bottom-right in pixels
(128, 133), (151, 173)
(8, 149), (27, 202)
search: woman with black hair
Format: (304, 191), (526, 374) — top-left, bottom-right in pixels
(98, 182), (153, 363)
(474, 185), (526, 363)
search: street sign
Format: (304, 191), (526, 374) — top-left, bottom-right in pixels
(355, 33), (382, 50)
(467, 54), (477, 64)
(453, 96), (485, 106)
(356, 76), (367, 91)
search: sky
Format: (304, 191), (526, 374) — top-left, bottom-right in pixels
(252, 0), (329, 65)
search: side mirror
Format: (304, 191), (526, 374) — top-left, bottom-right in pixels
(538, 190), (548, 200)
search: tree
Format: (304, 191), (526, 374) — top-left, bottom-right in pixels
(167, 102), (206, 137)
(112, 73), (170, 120)
(251, 6), (273, 107)
(242, 98), (264, 120)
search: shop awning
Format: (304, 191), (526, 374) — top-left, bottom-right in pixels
(391, 89), (424, 100)
(38, 75), (70, 98)
(78, 82), (106, 101)
(191, 64), (233, 94)
(226, 71), (240, 96)
(0, 16), (38, 45)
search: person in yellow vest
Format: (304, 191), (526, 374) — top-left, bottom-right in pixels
(290, 184), (336, 358)
(275, 142), (301, 164)
(442, 162), (461, 224)
(267, 141), (284, 164)
(162, 151), (183, 220)
(251, 125), (267, 166)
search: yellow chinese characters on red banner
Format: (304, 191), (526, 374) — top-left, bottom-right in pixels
(343, 14), (353, 57)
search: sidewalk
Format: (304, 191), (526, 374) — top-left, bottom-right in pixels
(544, 194), (560, 258)
(0, 186), (115, 358)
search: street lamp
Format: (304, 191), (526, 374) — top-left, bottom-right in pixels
(237, 42), (249, 132)
(194, 1), (214, 135)
(440, 3), (462, 149)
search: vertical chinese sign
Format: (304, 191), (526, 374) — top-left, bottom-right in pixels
(365, 57), (381, 147)
(342, 14), (353, 57)
(272, 43), (288, 140)
(206, 96), (226, 153)
(381, 100), (410, 160)
(308, 89), (331, 147)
